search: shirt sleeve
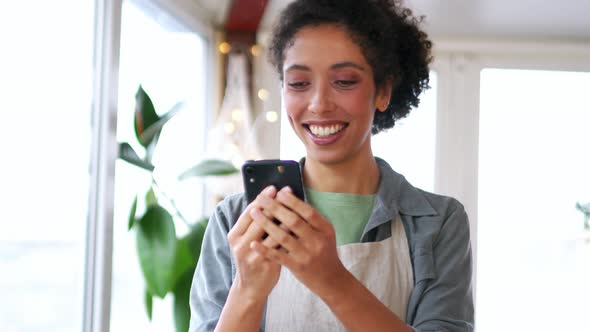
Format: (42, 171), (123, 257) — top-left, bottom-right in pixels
(411, 200), (475, 332)
(189, 203), (235, 332)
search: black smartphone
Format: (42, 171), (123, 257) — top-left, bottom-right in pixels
(242, 159), (305, 203)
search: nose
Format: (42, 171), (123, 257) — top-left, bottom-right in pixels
(308, 81), (334, 114)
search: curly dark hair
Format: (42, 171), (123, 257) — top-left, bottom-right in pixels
(268, 0), (432, 134)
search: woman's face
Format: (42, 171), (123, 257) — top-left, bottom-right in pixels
(281, 24), (390, 165)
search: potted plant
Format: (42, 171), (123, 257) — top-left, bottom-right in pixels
(118, 86), (238, 332)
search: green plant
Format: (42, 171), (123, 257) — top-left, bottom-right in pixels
(576, 202), (590, 230)
(118, 86), (238, 332)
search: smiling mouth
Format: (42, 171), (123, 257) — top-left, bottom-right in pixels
(303, 123), (348, 137)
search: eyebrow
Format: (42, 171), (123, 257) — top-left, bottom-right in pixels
(285, 61), (366, 72)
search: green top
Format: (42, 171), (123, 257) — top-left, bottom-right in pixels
(305, 188), (376, 246)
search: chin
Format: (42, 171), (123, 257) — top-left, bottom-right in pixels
(305, 148), (351, 165)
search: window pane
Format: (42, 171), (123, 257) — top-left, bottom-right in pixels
(0, 1), (95, 331)
(109, 1), (208, 331)
(280, 73), (437, 192)
(477, 69), (590, 332)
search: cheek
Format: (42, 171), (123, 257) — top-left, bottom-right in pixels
(344, 90), (376, 117)
(283, 92), (306, 120)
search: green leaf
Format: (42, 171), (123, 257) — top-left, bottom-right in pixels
(146, 187), (157, 208)
(576, 202), (590, 215)
(134, 85), (160, 147)
(170, 218), (208, 290)
(139, 102), (184, 147)
(118, 142), (154, 171)
(128, 196), (138, 230)
(179, 159), (239, 180)
(136, 205), (177, 298)
(172, 269), (195, 332)
(145, 288), (153, 321)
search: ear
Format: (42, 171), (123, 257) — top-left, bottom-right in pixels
(376, 78), (393, 112)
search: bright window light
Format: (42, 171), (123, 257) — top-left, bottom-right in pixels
(0, 1), (95, 331)
(477, 68), (590, 332)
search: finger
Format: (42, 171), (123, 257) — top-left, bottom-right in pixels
(227, 204), (255, 241)
(261, 222), (291, 249)
(230, 186), (277, 241)
(241, 212), (267, 243)
(276, 187), (330, 232)
(250, 240), (294, 267)
(250, 208), (300, 253)
(256, 186), (277, 220)
(246, 246), (271, 265)
(257, 194), (314, 239)
(228, 186), (277, 237)
(258, 185), (277, 199)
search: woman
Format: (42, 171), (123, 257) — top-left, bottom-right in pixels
(190, 0), (474, 331)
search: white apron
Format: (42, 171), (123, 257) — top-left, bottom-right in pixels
(265, 215), (414, 331)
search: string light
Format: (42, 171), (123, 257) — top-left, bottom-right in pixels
(250, 44), (261, 57)
(218, 42), (231, 54)
(257, 88), (269, 101)
(231, 109), (243, 122)
(265, 111), (278, 123)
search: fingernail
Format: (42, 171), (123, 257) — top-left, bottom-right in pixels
(264, 185), (277, 196)
(282, 186), (292, 193)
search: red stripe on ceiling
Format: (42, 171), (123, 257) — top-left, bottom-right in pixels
(224, 0), (269, 33)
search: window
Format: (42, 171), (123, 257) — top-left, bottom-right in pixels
(477, 68), (590, 331)
(0, 1), (95, 331)
(109, 1), (208, 330)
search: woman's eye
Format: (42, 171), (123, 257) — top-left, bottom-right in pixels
(334, 80), (358, 88)
(287, 81), (309, 90)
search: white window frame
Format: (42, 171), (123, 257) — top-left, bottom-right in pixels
(84, 1), (216, 331)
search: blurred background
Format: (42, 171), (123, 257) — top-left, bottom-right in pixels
(1, 0), (589, 331)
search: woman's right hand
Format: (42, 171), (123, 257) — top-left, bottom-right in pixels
(227, 186), (281, 302)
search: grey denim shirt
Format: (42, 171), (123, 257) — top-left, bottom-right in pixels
(189, 158), (474, 331)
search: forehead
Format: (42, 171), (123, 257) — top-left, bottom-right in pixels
(283, 24), (369, 71)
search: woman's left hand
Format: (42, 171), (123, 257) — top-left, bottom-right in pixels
(249, 186), (350, 298)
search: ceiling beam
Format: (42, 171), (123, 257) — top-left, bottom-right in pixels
(224, 0), (269, 33)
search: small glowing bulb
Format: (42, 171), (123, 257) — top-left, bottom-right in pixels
(250, 44), (261, 57)
(231, 109), (243, 122)
(224, 122), (235, 134)
(218, 42), (231, 54)
(265, 111), (278, 123)
(257, 88), (269, 101)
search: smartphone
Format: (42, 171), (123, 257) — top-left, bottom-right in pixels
(242, 159), (305, 203)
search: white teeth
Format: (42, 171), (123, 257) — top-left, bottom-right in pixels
(309, 124), (345, 137)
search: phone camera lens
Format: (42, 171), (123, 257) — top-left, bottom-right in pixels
(245, 166), (254, 175)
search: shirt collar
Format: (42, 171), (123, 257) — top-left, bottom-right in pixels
(373, 157), (437, 218)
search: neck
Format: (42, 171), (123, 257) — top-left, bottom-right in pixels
(303, 153), (380, 195)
